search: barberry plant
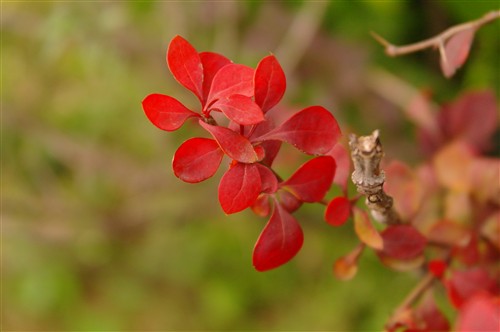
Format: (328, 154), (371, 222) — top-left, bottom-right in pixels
(143, 12), (499, 329)
(143, 35), (342, 271)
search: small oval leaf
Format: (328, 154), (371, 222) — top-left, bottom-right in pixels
(206, 64), (254, 106)
(281, 156), (336, 203)
(199, 120), (259, 163)
(218, 163), (261, 214)
(325, 196), (351, 227)
(353, 207), (383, 250)
(254, 106), (341, 155)
(167, 35), (204, 101)
(210, 94), (264, 125)
(199, 51), (231, 103)
(142, 93), (199, 131)
(253, 199), (304, 271)
(254, 55), (286, 113)
(380, 225), (427, 260)
(172, 138), (223, 183)
(440, 28), (475, 78)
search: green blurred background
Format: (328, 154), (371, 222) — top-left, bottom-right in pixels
(3, 1), (498, 331)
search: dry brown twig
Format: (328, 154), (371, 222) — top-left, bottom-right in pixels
(349, 130), (402, 225)
(371, 10), (499, 57)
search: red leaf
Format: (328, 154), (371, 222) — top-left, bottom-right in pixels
(253, 199), (304, 271)
(278, 189), (303, 213)
(218, 163), (261, 214)
(255, 164), (278, 194)
(254, 55), (286, 113)
(456, 293), (500, 332)
(249, 119), (282, 167)
(325, 196), (351, 227)
(281, 156), (336, 202)
(142, 93), (199, 131)
(380, 225), (427, 260)
(353, 207), (383, 250)
(199, 51), (231, 103)
(254, 106), (341, 155)
(206, 64), (254, 106)
(210, 94), (264, 125)
(439, 90), (498, 152)
(445, 268), (498, 309)
(167, 35), (204, 101)
(172, 138), (223, 183)
(199, 120), (259, 163)
(251, 194), (271, 217)
(434, 141), (475, 192)
(440, 28), (475, 78)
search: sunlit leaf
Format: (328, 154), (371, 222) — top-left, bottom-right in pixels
(167, 35), (204, 101)
(218, 163), (261, 214)
(206, 64), (254, 106)
(142, 93), (200, 131)
(254, 55), (286, 113)
(281, 156), (336, 202)
(253, 199), (304, 271)
(210, 94), (264, 125)
(199, 120), (259, 163)
(481, 211), (500, 250)
(253, 106), (341, 155)
(379, 225), (426, 260)
(470, 157), (500, 204)
(325, 196), (351, 227)
(440, 28), (475, 78)
(199, 51), (231, 103)
(172, 138), (223, 183)
(353, 207), (383, 250)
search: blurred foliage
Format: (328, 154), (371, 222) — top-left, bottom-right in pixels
(2, 1), (498, 331)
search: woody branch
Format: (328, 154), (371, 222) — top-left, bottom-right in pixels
(349, 130), (402, 225)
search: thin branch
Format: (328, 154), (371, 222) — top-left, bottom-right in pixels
(372, 10), (500, 57)
(349, 130), (402, 224)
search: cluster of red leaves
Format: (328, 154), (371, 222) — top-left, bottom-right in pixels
(143, 36), (343, 271)
(382, 90), (500, 331)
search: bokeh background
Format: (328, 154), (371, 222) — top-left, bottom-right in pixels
(3, 1), (498, 331)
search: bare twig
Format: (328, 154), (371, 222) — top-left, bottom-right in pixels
(372, 10), (500, 57)
(349, 130), (402, 224)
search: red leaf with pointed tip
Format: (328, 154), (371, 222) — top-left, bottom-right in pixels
(254, 55), (286, 113)
(167, 35), (203, 101)
(440, 28), (475, 78)
(445, 268), (498, 309)
(456, 293), (500, 332)
(380, 225), (427, 260)
(325, 196), (351, 227)
(142, 93), (199, 131)
(199, 120), (259, 163)
(254, 106), (341, 155)
(210, 94), (264, 125)
(353, 207), (383, 250)
(206, 64), (254, 106)
(218, 163), (261, 214)
(253, 199), (304, 271)
(172, 138), (223, 183)
(281, 156), (336, 202)
(255, 164), (278, 194)
(199, 51), (231, 103)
